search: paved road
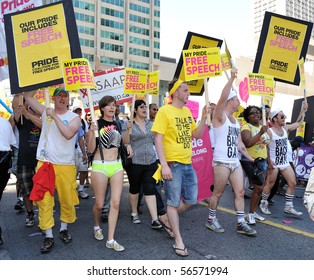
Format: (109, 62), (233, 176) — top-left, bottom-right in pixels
(0, 174), (314, 261)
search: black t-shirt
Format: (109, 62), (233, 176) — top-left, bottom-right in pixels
(16, 117), (41, 167)
(97, 119), (122, 149)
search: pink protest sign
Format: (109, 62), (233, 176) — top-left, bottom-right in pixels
(239, 77), (249, 103)
(185, 99), (199, 119)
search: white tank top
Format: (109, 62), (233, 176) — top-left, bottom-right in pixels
(37, 110), (78, 165)
(269, 128), (290, 168)
(213, 115), (240, 163)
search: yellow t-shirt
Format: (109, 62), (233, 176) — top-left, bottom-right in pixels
(151, 105), (197, 164)
(241, 123), (270, 159)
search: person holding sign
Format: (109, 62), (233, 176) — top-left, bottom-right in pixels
(152, 78), (210, 257)
(206, 67), (257, 236)
(259, 104), (307, 217)
(87, 96), (132, 252)
(24, 88), (81, 253)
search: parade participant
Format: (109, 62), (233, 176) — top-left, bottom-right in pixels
(24, 88), (81, 253)
(152, 78), (210, 257)
(259, 104), (307, 216)
(206, 67), (257, 236)
(240, 106), (269, 225)
(87, 95), (132, 252)
(126, 100), (162, 229)
(149, 103), (158, 122)
(13, 96), (42, 227)
(0, 116), (16, 245)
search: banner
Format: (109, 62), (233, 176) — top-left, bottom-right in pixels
(79, 67), (132, 112)
(4, 0), (82, 94)
(0, 0), (43, 81)
(192, 127), (214, 201)
(253, 12), (313, 85)
(62, 58), (96, 91)
(174, 31), (223, 95)
(182, 47), (221, 81)
(146, 71), (159, 95)
(124, 68), (148, 96)
(248, 73), (275, 97)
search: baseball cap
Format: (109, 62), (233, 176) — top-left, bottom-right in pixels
(53, 87), (69, 97)
(73, 106), (82, 112)
(227, 90), (237, 101)
(270, 108), (283, 120)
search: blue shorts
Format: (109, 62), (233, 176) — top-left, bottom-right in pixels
(164, 162), (198, 208)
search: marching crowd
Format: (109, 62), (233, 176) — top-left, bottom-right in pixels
(0, 67), (309, 257)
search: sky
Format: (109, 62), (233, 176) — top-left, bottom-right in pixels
(159, 0), (302, 120)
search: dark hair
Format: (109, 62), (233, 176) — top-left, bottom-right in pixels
(134, 99), (146, 117)
(149, 103), (157, 109)
(98, 96), (116, 118)
(243, 105), (261, 123)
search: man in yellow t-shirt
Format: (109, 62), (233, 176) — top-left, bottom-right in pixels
(152, 78), (209, 257)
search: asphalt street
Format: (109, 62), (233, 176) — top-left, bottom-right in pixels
(0, 173), (314, 261)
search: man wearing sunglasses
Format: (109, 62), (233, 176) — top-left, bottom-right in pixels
(260, 104), (308, 216)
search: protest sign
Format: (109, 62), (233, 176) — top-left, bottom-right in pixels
(174, 31), (223, 96)
(146, 71), (159, 95)
(0, 0), (43, 81)
(248, 73), (275, 98)
(62, 58), (96, 91)
(79, 67), (132, 112)
(221, 53), (232, 71)
(182, 47), (221, 81)
(124, 68), (148, 96)
(185, 99), (199, 120)
(4, 0), (81, 94)
(253, 12), (313, 85)
(239, 77), (249, 103)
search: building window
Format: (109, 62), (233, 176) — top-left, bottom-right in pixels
(101, 7), (124, 18)
(100, 56), (123, 66)
(129, 14), (150, 25)
(101, 0), (124, 7)
(75, 12), (95, 24)
(100, 42), (123, 52)
(129, 61), (149, 70)
(80, 38), (95, 48)
(129, 47), (149, 57)
(101, 18), (124, 30)
(82, 53), (94, 62)
(130, 3), (150, 14)
(73, 1), (95, 12)
(77, 25), (95, 36)
(129, 36), (150, 47)
(101, 30), (124, 41)
(129, 25), (150, 36)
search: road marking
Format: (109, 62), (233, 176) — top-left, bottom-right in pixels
(199, 201), (314, 238)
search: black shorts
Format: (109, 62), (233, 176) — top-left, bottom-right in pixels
(17, 165), (36, 196)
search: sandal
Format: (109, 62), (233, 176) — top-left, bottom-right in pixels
(159, 219), (175, 238)
(173, 245), (189, 257)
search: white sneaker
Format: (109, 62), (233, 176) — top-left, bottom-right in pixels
(259, 200), (271, 215)
(246, 213), (256, 225)
(106, 240), (125, 252)
(284, 206), (303, 216)
(78, 190), (89, 199)
(94, 229), (104, 241)
(253, 212), (265, 221)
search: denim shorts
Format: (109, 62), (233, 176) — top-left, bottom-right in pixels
(164, 162), (198, 208)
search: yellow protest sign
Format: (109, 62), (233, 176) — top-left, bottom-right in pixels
(146, 71), (159, 95)
(124, 68), (148, 95)
(296, 121), (306, 138)
(182, 47), (221, 81)
(221, 53), (232, 71)
(62, 58), (96, 91)
(248, 73), (275, 97)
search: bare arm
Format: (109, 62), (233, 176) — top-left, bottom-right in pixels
(154, 133), (172, 181)
(241, 125), (268, 148)
(192, 105), (210, 139)
(285, 101), (308, 132)
(212, 67), (238, 126)
(46, 107), (81, 140)
(238, 133), (254, 162)
(23, 90), (46, 116)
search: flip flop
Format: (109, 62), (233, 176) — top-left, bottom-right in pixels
(159, 220), (175, 238)
(173, 245), (189, 257)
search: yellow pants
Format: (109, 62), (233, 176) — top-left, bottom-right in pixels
(34, 161), (79, 231)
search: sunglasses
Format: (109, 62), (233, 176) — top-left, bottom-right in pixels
(152, 108), (158, 111)
(277, 115), (286, 120)
(87, 113), (91, 116)
(249, 110), (261, 115)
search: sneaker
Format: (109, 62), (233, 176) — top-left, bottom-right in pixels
(40, 237), (54, 253)
(106, 240), (125, 252)
(259, 200), (271, 215)
(205, 218), (225, 233)
(131, 214), (141, 224)
(78, 190), (89, 199)
(246, 213), (256, 225)
(14, 198), (24, 211)
(94, 229), (104, 241)
(59, 230), (72, 243)
(237, 222), (257, 236)
(284, 206), (303, 216)
(25, 213), (35, 228)
(151, 220), (162, 229)
(253, 212), (265, 221)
